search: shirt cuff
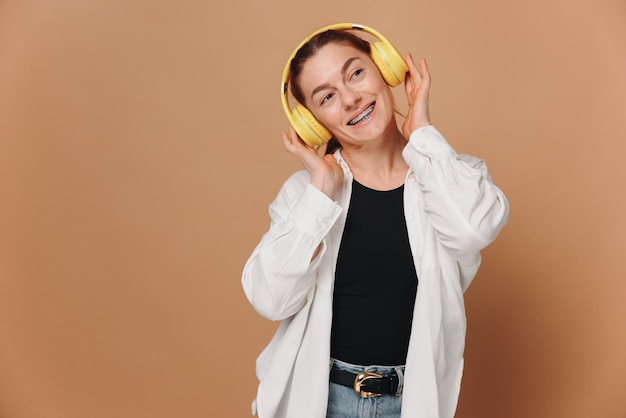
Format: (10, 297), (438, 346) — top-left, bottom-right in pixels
(408, 125), (454, 156)
(288, 183), (342, 239)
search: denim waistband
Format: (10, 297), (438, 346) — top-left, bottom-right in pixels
(329, 358), (405, 396)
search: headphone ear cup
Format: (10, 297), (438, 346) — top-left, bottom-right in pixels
(291, 105), (332, 147)
(370, 41), (408, 87)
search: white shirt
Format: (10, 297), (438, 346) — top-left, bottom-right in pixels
(242, 125), (510, 418)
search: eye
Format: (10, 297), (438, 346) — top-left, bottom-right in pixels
(320, 92), (334, 105)
(351, 68), (364, 79)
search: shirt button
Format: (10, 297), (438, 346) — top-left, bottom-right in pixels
(409, 175), (416, 182)
(322, 219), (332, 229)
(418, 143), (428, 150)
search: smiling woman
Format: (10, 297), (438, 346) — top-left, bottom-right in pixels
(282, 25), (408, 156)
(297, 43), (398, 158)
(241, 23), (510, 418)
(2, 1), (625, 417)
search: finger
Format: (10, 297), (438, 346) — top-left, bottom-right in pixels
(284, 127), (301, 149)
(405, 54), (422, 83)
(419, 58), (430, 87)
(404, 54), (423, 103)
(404, 67), (416, 103)
(404, 53), (418, 72)
(323, 154), (337, 164)
(283, 127), (304, 152)
(282, 131), (295, 153)
(287, 126), (299, 143)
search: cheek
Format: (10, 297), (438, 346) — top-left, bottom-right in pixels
(314, 107), (343, 129)
(365, 77), (393, 105)
(379, 84), (396, 106)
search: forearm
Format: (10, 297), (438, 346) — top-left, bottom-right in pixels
(242, 183), (342, 320)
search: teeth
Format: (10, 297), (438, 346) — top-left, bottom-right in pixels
(348, 104), (374, 125)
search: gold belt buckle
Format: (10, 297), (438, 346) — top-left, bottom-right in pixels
(353, 371), (384, 398)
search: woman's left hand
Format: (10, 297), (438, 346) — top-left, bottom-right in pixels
(402, 55), (431, 140)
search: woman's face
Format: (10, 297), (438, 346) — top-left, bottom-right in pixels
(297, 42), (396, 146)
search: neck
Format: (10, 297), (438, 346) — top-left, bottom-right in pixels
(340, 127), (409, 191)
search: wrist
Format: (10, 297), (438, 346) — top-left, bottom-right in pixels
(403, 119), (432, 140)
(310, 177), (337, 200)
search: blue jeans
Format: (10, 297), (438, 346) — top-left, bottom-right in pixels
(326, 358), (405, 418)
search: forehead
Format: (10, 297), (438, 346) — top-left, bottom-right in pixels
(298, 43), (371, 88)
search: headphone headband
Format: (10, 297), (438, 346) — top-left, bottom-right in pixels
(280, 23), (407, 146)
(280, 24), (394, 94)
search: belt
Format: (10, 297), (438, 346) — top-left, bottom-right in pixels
(329, 367), (400, 398)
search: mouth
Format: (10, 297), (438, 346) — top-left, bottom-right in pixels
(347, 103), (375, 126)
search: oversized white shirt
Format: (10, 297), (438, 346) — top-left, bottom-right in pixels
(242, 125), (509, 418)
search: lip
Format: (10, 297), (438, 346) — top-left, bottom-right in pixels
(346, 102), (376, 126)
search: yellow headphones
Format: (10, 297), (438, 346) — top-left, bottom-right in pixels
(280, 23), (409, 147)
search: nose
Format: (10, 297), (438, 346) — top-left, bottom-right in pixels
(341, 87), (361, 109)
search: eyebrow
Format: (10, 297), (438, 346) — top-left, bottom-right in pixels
(309, 56), (360, 102)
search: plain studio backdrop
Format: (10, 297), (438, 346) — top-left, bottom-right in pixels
(1, 0), (625, 417)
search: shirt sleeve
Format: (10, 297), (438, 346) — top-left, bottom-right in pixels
(242, 171), (343, 321)
(402, 125), (510, 265)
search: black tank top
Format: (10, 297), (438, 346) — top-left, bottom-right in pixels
(330, 179), (418, 366)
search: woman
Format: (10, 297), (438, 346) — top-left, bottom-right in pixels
(242, 24), (509, 418)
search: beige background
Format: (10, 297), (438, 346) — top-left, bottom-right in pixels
(1, 0), (625, 417)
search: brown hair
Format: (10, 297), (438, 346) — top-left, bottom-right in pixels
(289, 30), (371, 154)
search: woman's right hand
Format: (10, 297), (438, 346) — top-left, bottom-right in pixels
(402, 55), (432, 139)
(282, 126), (344, 200)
